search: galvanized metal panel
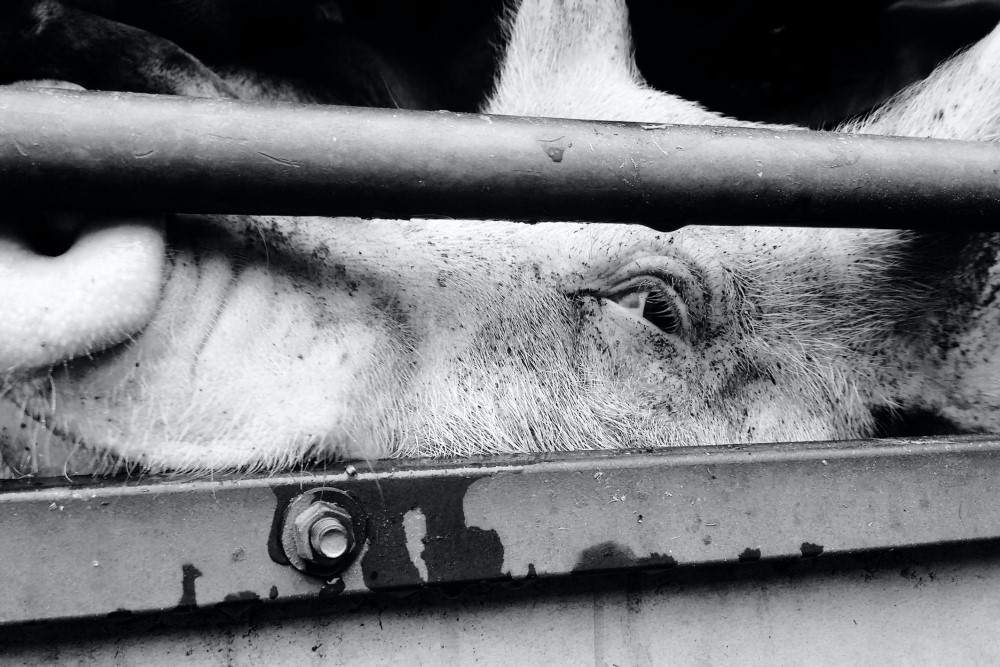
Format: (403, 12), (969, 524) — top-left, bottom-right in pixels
(1, 435), (998, 628)
(4, 541), (1000, 665)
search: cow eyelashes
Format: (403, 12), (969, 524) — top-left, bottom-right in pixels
(639, 289), (682, 335)
(609, 279), (685, 336)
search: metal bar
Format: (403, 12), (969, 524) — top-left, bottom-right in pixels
(2, 434), (999, 627)
(1, 88), (999, 229)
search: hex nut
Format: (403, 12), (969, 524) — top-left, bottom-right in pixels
(280, 488), (366, 577)
(291, 501), (355, 566)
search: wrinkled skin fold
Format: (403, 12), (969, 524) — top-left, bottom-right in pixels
(2, 0), (1000, 474)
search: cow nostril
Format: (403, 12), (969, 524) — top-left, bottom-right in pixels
(14, 211), (90, 257)
(0, 215), (166, 372)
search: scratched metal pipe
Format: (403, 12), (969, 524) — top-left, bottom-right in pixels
(1, 87), (999, 230)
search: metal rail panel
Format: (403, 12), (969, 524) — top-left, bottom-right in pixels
(2, 435), (999, 629)
(1, 88), (999, 229)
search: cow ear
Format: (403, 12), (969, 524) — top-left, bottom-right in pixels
(0, 215), (165, 372)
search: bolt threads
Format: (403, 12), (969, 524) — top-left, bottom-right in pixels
(309, 516), (350, 559)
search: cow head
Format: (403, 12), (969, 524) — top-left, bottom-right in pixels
(2, 0), (999, 475)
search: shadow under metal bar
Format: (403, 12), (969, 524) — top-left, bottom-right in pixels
(1, 434), (999, 628)
(0, 88), (999, 229)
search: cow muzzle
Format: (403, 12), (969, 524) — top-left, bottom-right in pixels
(0, 213), (165, 372)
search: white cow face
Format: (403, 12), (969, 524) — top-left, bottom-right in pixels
(2, 0), (1000, 474)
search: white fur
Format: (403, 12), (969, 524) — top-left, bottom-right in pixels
(3, 0), (1000, 474)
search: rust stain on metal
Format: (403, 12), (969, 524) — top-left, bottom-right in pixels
(801, 542), (825, 558)
(572, 541), (678, 573)
(177, 563), (202, 611)
(544, 146), (565, 162)
(538, 135), (569, 162)
(357, 474), (505, 589)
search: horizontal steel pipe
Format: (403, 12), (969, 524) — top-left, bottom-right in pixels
(1, 88), (1000, 229)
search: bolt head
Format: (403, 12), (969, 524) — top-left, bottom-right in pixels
(292, 501), (355, 565)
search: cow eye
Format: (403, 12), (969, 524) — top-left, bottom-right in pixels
(610, 281), (684, 335)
